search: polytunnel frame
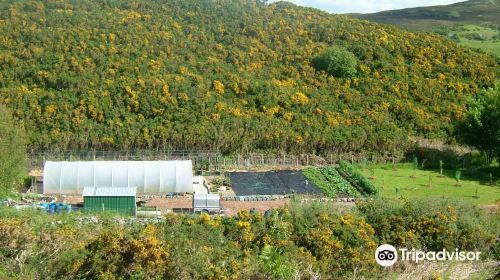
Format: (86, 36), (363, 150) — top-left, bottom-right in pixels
(43, 160), (193, 194)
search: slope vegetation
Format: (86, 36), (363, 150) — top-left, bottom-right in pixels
(0, 0), (497, 154)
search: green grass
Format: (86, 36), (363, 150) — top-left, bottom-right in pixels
(458, 37), (500, 58)
(360, 163), (500, 205)
(448, 24), (500, 57)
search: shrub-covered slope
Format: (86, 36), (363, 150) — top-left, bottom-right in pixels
(0, 0), (497, 153)
(0, 199), (498, 279)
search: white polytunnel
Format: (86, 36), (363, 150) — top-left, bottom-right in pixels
(43, 160), (193, 194)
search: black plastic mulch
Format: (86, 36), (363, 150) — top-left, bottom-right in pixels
(227, 170), (322, 196)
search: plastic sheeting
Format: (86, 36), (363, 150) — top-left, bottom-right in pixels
(43, 161), (193, 194)
(227, 170), (322, 196)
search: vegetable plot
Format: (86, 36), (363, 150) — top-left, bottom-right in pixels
(303, 167), (360, 198)
(338, 161), (379, 196)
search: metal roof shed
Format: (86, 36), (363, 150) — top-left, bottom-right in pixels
(83, 187), (136, 215)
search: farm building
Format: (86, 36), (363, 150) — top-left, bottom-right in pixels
(83, 187), (136, 214)
(43, 160), (193, 194)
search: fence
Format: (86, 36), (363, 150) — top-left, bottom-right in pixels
(29, 150), (384, 172)
(30, 149), (465, 172)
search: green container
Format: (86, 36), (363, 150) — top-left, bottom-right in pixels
(84, 196), (136, 215)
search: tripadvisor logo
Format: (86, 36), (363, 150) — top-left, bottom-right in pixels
(375, 244), (398, 267)
(375, 244), (481, 267)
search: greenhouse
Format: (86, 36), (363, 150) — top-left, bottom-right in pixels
(43, 160), (193, 194)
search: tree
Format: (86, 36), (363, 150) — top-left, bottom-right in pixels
(312, 45), (357, 78)
(456, 85), (500, 164)
(0, 105), (27, 198)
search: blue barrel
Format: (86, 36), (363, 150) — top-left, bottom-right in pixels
(49, 203), (55, 214)
(66, 204), (72, 213)
(40, 202), (49, 210)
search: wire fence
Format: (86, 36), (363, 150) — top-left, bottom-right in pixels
(29, 150), (396, 172)
(30, 148), (468, 173)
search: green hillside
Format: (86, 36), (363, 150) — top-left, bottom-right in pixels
(352, 0), (500, 29)
(0, 0), (498, 154)
(351, 0), (500, 57)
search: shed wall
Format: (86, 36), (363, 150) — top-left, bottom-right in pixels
(84, 196), (135, 214)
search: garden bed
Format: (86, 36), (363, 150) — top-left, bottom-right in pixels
(227, 170), (322, 196)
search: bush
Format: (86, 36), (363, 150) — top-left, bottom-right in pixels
(0, 198), (498, 279)
(356, 198), (499, 257)
(312, 45), (358, 78)
(0, 105), (27, 198)
(455, 84), (500, 165)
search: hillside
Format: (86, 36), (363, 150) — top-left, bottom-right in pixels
(352, 0), (500, 29)
(351, 0), (500, 57)
(0, 0), (498, 154)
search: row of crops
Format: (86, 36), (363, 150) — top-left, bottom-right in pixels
(303, 161), (378, 198)
(337, 160), (379, 195)
(303, 167), (360, 197)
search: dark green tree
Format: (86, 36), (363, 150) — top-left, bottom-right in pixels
(312, 45), (358, 78)
(456, 84), (500, 164)
(0, 104), (27, 198)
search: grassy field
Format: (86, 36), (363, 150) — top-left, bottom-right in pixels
(360, 163), (500, 205)
(444, 24), (500, 58)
